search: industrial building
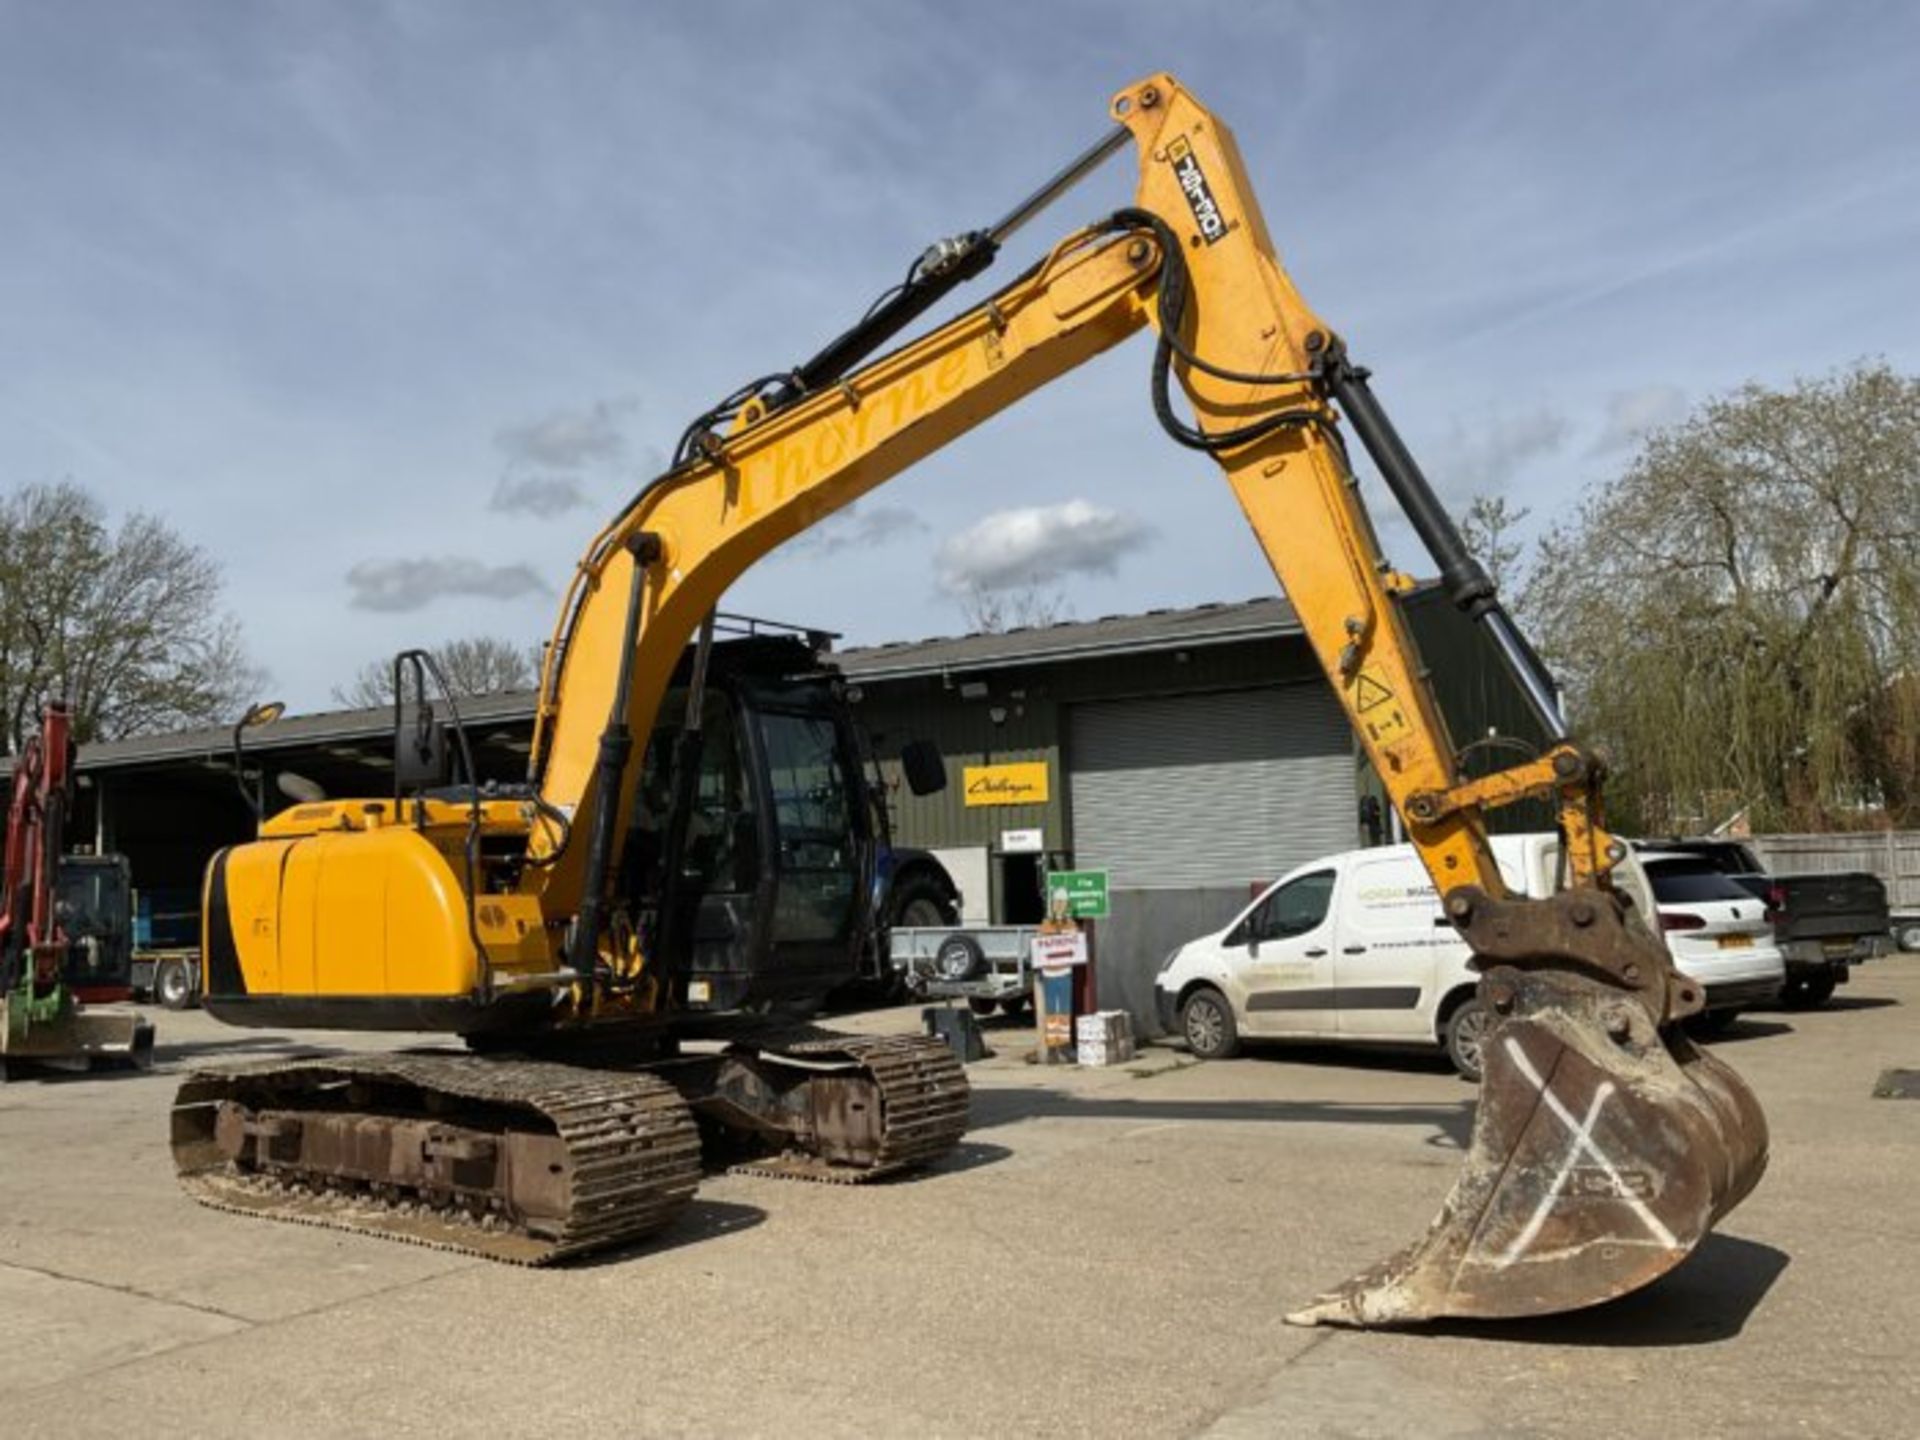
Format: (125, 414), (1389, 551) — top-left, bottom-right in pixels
(49, 588), (1542, 1030)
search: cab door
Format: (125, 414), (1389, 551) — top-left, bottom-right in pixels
(757, 708), (861, 950)
(1228, 868), (1339, 1036)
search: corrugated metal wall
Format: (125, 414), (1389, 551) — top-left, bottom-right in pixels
(1066, 683), (1357, 888)
(852, 633), (1328, 862)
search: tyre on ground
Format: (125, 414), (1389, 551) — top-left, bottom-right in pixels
(1779, 970), (1838, 1010)
(1179, 987), (1239, 1060)
(154, 956), (199, 1011)
(1443, 996), (1492, 1082)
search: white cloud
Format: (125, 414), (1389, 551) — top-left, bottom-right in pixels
(934, 499), (1154, 596)
(494, 397), (637, 471)
(1590, 384), (1690, 454)
(780, 502), (926, 558)
(346, 557), (548, 612)
(490, 473), (589, 518)
(1433, 410), (1570, 496)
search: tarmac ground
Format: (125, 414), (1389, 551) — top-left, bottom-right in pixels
(3, 959), (1917, 1438)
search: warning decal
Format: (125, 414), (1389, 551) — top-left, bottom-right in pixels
(1352, 667), (1411, 746)
(1354, 671), (1395, 712)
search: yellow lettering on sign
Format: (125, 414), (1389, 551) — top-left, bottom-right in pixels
(962, 762), (1050, 808)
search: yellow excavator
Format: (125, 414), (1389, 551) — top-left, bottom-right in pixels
(172, 73), (1767, 1327)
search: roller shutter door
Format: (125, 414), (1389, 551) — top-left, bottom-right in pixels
(1067, 685), (1356, 889)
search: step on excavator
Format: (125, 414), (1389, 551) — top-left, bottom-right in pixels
(172, 73), (1768, 1326)
(2, 701), (154, 1078)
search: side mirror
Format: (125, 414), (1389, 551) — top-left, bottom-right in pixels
(392, 652), (449, 791)
(395, 705), (447, 789)
(232, 698), (286, 820)
(899, 739), (947, 797)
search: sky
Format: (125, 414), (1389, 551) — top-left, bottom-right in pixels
(3, 1), (1917, 713)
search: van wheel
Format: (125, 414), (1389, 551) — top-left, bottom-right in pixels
(1180, 988), (1239, 1060)
(1444, 998), (1492, 1082)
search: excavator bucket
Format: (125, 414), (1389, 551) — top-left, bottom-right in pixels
(1, 994), (155, 1078)
(1288, 967), (1768, 1327)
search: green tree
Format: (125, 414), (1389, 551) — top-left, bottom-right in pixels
(0, 481), (260, 752)
(1522, 361), (1920, 831)
(332, 634), (544, 709)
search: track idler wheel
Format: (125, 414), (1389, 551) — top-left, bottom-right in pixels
(1288, 967), (1768, 1326)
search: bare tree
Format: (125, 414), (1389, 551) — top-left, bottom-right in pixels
(0, 482), (260, 752)
(957, 582), (1071, 634)
(1521, 361), (1920, 830)
(332, 635), (544, 709)
(1459, 493), (1532, 592)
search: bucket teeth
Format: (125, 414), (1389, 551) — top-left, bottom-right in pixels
(1289, 969), (1768, 1327)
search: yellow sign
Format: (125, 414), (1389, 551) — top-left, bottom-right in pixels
(962, 762), (1050, 808)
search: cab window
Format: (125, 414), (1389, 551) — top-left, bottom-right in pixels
(1243, 870), (1336, 942)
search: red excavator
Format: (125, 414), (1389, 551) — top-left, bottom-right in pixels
(0, 700), (153, 1077)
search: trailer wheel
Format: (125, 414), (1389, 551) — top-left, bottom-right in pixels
(967, 997), (999, 1017)
(154, 957), (198, 1011)
(933, 934), (986, 982)
(1898, 921), (1920, 953)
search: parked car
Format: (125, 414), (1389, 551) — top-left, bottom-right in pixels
(1634, 849), (1789, 1030)
(1153, 833), (1669, 1082)
(1735, 871), (1888, 1008)
(1631, 838), (1888, 1009)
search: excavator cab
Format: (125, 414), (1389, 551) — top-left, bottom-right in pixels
(628, 634), (885, 1016)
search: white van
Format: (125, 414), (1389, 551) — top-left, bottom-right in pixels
(1152, 833), (1784, 1080)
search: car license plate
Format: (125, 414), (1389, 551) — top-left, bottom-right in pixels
(1822, 939), (1854, 957)
(1716, 934), (1754, 950)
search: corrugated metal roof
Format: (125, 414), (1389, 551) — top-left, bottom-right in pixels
(833, 595), (1302, 681)
(62, 689), (540, 774)
(46, 594), (1310, 774)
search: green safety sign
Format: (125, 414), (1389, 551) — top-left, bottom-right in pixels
(1045, 869), (1110, 920)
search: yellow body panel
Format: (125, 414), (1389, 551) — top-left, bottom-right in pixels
(217, 828), (479, 1001)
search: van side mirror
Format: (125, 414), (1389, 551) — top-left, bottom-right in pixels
(899, 739), (946, 797)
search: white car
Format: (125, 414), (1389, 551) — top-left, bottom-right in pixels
(1153, 833), (1757, 1080)
(1635, 849), (1789, 1030)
